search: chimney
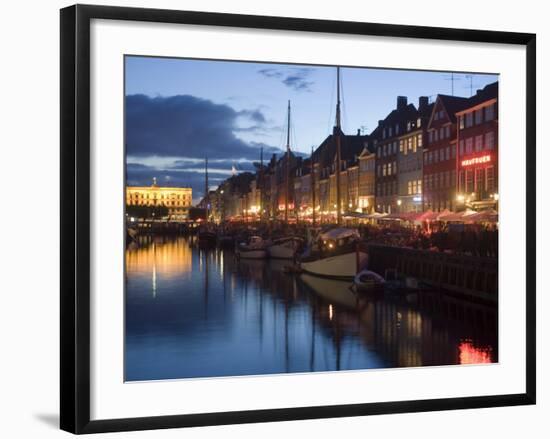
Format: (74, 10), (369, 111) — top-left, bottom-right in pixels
(378, 120), (383, 127)
(418, 96), (429, 110)
(397, 96), (407, 110)
(357, 128), (361, 136)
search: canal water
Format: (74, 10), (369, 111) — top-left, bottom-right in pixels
(125, 236), (498, 381)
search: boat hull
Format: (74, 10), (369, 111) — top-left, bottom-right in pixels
(267, 240), (300, 259)
(299, 274), (358, 309)
(301, 251), (367, 280)
(237, 249), (268, 259)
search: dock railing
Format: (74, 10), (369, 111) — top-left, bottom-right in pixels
(366, 244), (498, 302)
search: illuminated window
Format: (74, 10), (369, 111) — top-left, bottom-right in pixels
(417, 133), (423, 147)
(459, 115), (465, 130)
(475, 168), (485, 193)
(486, 166), (495, 192)
(466, 169), (474, 192)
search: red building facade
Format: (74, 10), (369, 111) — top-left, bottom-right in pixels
(455, 82), (499, 210)
(423, 95), (469, 212)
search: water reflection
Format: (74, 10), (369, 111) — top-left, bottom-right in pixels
(125, 236), (497, 381)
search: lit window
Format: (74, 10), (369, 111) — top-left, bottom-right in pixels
(417, 134), (423, 148)
(486, 166), (495, 192)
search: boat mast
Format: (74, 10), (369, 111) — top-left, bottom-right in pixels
(285, 100), (291, 224)
(205, 156), (209, 222)
(311, 146), (316, 225)
(259, 146), (263, 220)
(335, 67), (342, 225)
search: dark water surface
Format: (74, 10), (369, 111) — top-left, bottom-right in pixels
(125, 236), (497, 381)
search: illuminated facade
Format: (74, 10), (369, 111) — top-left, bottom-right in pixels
(126, 178), (192, 218)
(455, 82), (498, 210)
(423, 94), (468, 212)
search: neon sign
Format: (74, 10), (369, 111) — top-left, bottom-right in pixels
(461, 155), (491, 167)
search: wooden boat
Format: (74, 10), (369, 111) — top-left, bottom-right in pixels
(267, 236), (304, 259)
(236, 236), (268, 259)
(299, 228), (367, 280)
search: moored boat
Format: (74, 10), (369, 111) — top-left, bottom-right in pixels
(197, 227), (217, 247)
(267, 236), (304, 259)
(236, 235), (268, 259)
(299, 228), (367, 280)
(353, 269), (385, 293)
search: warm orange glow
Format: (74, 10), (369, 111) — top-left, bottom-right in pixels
(461, 155), (491, 167)
(126, 239), (192, 280)
(459, 341), (493, 364)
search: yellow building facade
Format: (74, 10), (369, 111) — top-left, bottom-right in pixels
(126, 178), (192, 218)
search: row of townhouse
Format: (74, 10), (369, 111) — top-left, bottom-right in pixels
(206, 81), (498, 222)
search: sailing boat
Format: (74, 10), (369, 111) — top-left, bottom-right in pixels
(267, 101), (303, 259)
(197, 156), (217, 247)
(299, 67), (367, 279)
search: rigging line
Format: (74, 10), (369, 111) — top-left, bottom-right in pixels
(340, 67), (348, 132)
(327, 72), (336, 134)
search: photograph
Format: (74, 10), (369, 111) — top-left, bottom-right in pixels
(124, 56), (500, 382)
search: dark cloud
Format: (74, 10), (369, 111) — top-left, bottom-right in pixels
(125, 94), (281, 159)
(258, 67), (314, 92)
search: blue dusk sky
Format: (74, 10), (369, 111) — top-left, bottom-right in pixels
(125, 56), (498, 202)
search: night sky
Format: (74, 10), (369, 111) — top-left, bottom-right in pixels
(125, 56), (498, 203)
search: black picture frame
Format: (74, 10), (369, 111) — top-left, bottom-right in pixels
(60, 4), (536, 434)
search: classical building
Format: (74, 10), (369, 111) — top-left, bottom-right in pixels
(423, 94), (469, 212)
(375, 96), (418, 213)
(396, 97), (433, 213)
(126, 178), (192, 219)
(455, 82), (499, 211)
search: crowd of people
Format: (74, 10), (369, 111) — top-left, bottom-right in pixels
(358, 222), (498, 258)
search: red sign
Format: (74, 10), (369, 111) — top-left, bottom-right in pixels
(461, 155), (491, 167)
